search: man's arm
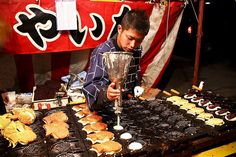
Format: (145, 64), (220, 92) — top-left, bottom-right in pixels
(82, 45), (111, 111)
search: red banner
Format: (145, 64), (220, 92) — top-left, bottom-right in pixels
(0, 0), (154, 54)
(0, 1), (185, 92)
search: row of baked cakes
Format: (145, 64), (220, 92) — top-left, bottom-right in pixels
(0, 108), (37, 148)
(165, 89), (236, 127)
(72, 103), (122, 156)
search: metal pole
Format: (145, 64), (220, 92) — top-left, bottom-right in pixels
(193, 0), (205, 85)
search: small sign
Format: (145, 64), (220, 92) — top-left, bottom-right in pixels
(55, 0), (77, 30)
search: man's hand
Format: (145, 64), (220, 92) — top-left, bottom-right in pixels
(106, 82), (121, 101)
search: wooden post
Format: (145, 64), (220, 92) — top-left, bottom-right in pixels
(193, 0), (205, 85)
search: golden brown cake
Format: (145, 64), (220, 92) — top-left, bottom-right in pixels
(205, 118), (224, 127)
(43, 121), (69, 139)
(83, 122), (107, 133)
(173, 99), (189, 106)
(87, 131), (114, 144)
(43, 111), (68, 124)
(12, 108), (36, 125)
(187, 107), (205, 115)
(179, 103), (196, 110)
(196, 113), (214, 121)
(72, 103), (89, 111)
(91, 140), (122, 155)
(1, 121), (37, 148)
(166, 96), (181, 102)
(78, 114), (102, 125)
(75, 108), (97, 118)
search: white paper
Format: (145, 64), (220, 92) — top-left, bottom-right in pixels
(55, 0), (77, 30)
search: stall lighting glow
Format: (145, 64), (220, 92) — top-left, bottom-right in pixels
(187, 26), (192, 34)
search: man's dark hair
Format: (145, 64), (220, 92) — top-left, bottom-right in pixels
(121, 9), (150, 36)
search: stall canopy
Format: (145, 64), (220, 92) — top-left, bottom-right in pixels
(0, 0), (185, 92)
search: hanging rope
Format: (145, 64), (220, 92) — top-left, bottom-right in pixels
(189, 0), (199, 23)
(166, 0), (171, 39)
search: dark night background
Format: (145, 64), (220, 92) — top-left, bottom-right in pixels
(158, 0), (236, 101)
(175, 0), (236, 62)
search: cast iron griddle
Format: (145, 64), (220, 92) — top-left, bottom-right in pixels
(1, 89), (236, 157)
